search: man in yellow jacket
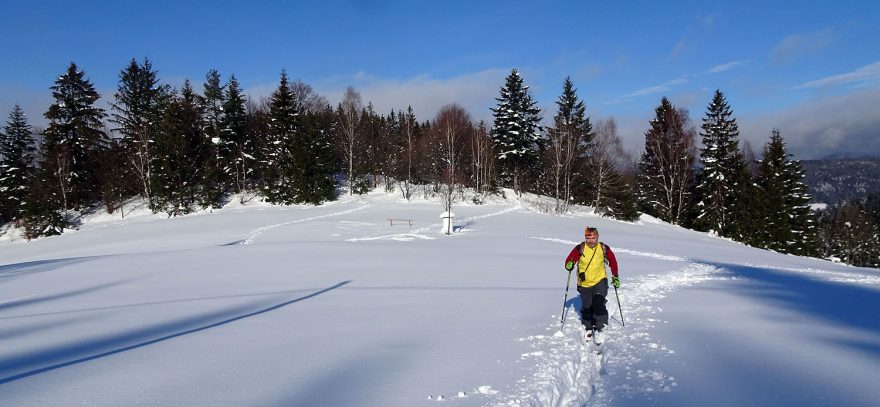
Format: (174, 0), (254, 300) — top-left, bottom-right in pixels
(564, 226), (620, 343)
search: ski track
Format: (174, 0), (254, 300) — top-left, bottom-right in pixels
(241, 200), (371, 245)
(488, 262), (724, 407)
(744, 263), (880, 285)
(529, 237), (689, 262)
(347, 202), (522, 242)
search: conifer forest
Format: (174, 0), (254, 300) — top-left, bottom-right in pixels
(1, 60), (877, 268)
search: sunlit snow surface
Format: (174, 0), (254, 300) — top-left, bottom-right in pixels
(1, 190), (878, 406)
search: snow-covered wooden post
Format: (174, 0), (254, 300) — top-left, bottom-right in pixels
(440, 211), (455, 235)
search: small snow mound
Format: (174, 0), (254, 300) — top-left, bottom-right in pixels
(476, 385), (498, 395)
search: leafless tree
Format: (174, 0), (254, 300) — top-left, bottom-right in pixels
(337, 87), (362, 195)
(588, 118), (626, 212)
(546, 126), (583, 213)
(290, 80), (329, 114)
(470, 120), (493, 196)
(433, 104), (472, 233)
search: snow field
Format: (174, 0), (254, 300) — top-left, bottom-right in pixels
(1, 189), (879, 406)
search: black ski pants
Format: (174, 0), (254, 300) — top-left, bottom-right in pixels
(577, 278), (609, 331)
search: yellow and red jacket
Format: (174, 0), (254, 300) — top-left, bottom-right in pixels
(564, 242), (619, 287)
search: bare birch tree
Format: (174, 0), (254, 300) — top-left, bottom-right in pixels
(433, 104), (471, 233)
(471, 120), (493, 196)
(336, 87), (362, 195)
(588, 118), (626, 213)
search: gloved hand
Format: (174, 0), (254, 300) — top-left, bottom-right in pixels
(565, 261), (574, 271)
(611, 276), (621, 289)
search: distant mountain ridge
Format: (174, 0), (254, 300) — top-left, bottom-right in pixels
(801, 158), (880, 205)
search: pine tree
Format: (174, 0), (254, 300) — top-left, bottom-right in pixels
(110, 58), (169, 208)
(756, 129), (818, 255)
(694, 90), (750, 237)
(821, 201), (880, 267)
(259, 70), (300, 204)
(292, 107), (336, 204)
(199, 69), (226, 207)
(635, 97), (696, 225)
(547, 77), (592, 212)
(0, 105), (37, 223)
(220, 75), (251, 196)
(490, 69), (542, 194)
(398, 106), (419, 200)
(42, 62), (108, 212)
(152, 81), (205, 215)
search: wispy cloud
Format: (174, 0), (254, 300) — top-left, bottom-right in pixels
(793, 61), (880, 90)
(698, 13), (718, 28)
(608, 61), (746, 104)
(705, 60), (749, 74)
(771, 28), (834, 63)
(667, 39), (687, 61)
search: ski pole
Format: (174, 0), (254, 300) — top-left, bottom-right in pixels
(560, 268), (573, 329)
(613, 284), (625, 326)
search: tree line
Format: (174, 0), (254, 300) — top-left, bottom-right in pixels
(0, 61), (876, 267)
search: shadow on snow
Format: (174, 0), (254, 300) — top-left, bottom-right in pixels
(0, 280), (351, 385)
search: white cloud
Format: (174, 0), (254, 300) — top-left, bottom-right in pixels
(315, 69), (508, 122)
(739, 87), (880, 159)
(771, 28), (834, 63)
(793, 61), (880, 90)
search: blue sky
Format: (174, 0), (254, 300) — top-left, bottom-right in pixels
(2, 0), (879, 159)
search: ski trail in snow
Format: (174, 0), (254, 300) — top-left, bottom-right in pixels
(241, 200), (370, 245)
(742, 263), (880, 285)
(347, 202), (522, 242)
(491, 263), (725, 407)
(530, 237), (689, 262)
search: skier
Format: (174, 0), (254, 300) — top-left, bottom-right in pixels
(564, 226), (620, 344)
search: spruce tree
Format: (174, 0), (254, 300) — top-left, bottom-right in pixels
(490, 69), (542, 194)
(756, 129), (818, 255)
(152, 82), (205, 215)
(259, 70), (300, 204)
(199, 69), (226, 207)
(635, 97), (696, 225)
(548, 77), (592, 212)
(292, 108), (336, 204)
(220, 75), (251, 195)
(42, 62), (108, 212)
(822, 201), (880, 267)
(694, 90), (749, 237)
(0, 105), (37, 223)
(110, 58), (169, 208)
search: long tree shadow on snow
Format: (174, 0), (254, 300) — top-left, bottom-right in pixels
(0, 279), (135, 312)
(0, 280), (351, 385)
(0, 256), (104, 281)
(695, 260), (880, 358)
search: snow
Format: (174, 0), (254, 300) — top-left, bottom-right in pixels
(1, 189), (879, 406)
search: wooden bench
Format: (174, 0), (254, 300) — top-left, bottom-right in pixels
(387, 218), (414, 226)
